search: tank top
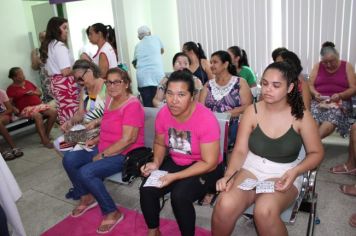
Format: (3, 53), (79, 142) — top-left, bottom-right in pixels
(248, 103), (303, 163)
(92, 42), (118, 69)
(314, 60), (349, 96)
(193, 65), (208, 85)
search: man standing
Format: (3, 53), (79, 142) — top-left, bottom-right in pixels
(133, 25), (164, 107)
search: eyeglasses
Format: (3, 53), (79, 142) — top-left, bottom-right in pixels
(104, 80), (124, 87)
(75, 69), (89, 82)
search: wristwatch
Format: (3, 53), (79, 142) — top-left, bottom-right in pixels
(101, 153), (105, 159)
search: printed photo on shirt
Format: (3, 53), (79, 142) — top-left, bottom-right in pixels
(168, 128), (192, 155)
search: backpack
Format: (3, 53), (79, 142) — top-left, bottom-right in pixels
(122, 147), (153, 183)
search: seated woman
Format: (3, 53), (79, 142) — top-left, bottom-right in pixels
(152, 52), (203, 107)
(60, 59), (106, 133)
(182, 42), (213, 84)
(62, 68), (144, 234)
(211, 62), (324, 236)
(274, 50), (312, 109)
(199, 50), (252, 149)
(0, 89), (23, 160)
(140, 70), (223, 236)
(6, 67), (57, 148)
(227, 46), (257, 88)
(309, 41), (356, 138)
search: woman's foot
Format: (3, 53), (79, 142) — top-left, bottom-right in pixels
(147, 228), (161, 236)
(2, 150), (16, 161)
(97, 211), (124, 234)
(12, 147), (24, 158)
(198, 193), (215, 206)
(349, 213), (356, 227)
(42, 141), (54, 149)
(329, 163), (356, 175)
(339, 184), (356, 197)
(71, 201), (98, 217)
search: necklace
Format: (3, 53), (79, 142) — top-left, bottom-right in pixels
(210, 77), (237, 101)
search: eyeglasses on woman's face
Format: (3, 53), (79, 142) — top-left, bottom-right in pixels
(104, 79), (124, 87)
(75, 69), (89, 82)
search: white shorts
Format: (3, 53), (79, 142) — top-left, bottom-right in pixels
(242, 151), (303, 193)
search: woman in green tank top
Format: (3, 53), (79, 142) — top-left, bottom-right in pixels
(212, 62), (324, 236)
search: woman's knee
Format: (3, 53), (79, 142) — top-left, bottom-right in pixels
(253, 204), (280, 224)
(62, 153), (79, 169)
(214, 193), (239, 216)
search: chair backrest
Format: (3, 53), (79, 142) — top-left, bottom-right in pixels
(143, 107), (231, 157)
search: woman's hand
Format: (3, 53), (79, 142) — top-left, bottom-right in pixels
(159, 173), (178, 188)
(216, 176), (233, 192)
(85, 138), (98, 148)
(141, 162), (159, 177)
(274, 169), (298, 192)
(60, 121), (72, 133)
(92, 153), (102, 162)
(314, 92), (322, 102)
(85, 119), (98, 130)
(330, 93), (341, 102)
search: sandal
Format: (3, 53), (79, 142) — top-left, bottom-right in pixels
(71, 201), (98, 218)
(349, 213), (356, 227)
(97, 213), (124, 234)
(339, 184), (356, 197)
(2, 150), (16, 161)
(329, 163), (356, 175)
(42, 142), (54, 149)
(12, 148), (24, 158)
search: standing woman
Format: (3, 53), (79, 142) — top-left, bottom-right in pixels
(182, 42), (213, 84)
(227, 46), (257, 88)
(40, 17), (79, 124)
(200, 50), (252, 149)
(86, 23), (118, 78)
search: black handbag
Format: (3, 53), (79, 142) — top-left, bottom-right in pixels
(122, 147), (153, 183)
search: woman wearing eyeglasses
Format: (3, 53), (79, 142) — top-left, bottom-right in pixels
(309, 41), (356, 140)
(62, 68), (145, 234)
(60, 60), (106, 133)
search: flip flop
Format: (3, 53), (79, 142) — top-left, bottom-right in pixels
(339, 184), (356, 197)
(349, 213), (356, 227)
(71, 201), (98, 218)
(12, 147), (24, 158)
(96, 213), (124, 234)
(329, 164), (356, 175)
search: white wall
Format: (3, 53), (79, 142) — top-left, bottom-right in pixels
(65, 0), (115, 59)
(0, 0), (38, 89)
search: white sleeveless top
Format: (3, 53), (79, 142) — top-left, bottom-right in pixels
(92, 42), (118, 69)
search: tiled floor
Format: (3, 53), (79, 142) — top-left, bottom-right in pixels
(4, 128), (356, 236)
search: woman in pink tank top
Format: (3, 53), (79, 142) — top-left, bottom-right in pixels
(309, 41), (356, 138)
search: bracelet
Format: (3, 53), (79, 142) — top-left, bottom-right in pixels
(100, 153), (105, 159)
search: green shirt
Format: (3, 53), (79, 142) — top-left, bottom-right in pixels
(238, 66), (257, 86)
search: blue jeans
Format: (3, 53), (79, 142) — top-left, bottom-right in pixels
(62, 147), (125, 215)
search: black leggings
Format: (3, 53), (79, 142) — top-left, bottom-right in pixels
(140, 158), (223, 236)
(0, 205), (9, 236)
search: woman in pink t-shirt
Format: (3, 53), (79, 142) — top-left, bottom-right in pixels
(62, 68), (144, 234)
(140, 70), (223, 236)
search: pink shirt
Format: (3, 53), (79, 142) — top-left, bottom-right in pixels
(0, 89), (9, 113)
(98, 96), (145, 155)
(315, 60), (349, 96)
(156, 103), (222, 166)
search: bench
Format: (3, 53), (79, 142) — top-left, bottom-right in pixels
(107, 107), (231, 184)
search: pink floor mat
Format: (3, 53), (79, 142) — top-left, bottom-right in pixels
(41, 205), (211, 236)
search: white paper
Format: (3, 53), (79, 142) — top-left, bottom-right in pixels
(143, 170), (168, 187)
(70, 124), (86, 131)
(237, 178), (275, 193)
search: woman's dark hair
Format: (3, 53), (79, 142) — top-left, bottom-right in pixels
(228, 46), (250, 67)
(166, 69), (195, 96)
(211, 50), (238, 76)
(89, 23), (116, 50)
(8, 67), (21, 79)
(72, 59), (101, 78)
(172, 52), (191, 66)
(40, 17), (68, 63)
(106, 68), (132, 94)
(278, 50), (303, 75)
(320, 41), (338, 57)
(182, 42), (207, 59)
(263, 62), (305, 119)
(271, 47), (288, 61)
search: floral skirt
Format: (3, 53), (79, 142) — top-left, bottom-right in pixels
(20, 104), (51, 118)
(310, 99), (351, 137)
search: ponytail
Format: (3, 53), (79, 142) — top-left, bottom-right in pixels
(240, 49), (250, 67)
